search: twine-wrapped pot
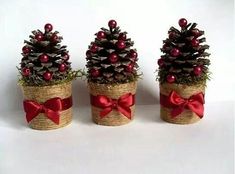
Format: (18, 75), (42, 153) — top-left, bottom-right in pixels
(21, 81), (72, 130)
(88, 81), (137, 126)
(160, 83), (205, 124)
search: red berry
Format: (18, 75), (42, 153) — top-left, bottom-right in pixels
(108, 20), (117, 29)
(191, 39), (199, 47)
(35, 33), (44, 41)
(118, 33), (127, 40)
(59, 63), (67, 72)
(170, 48), (180, 57)
(192, 29), (200, 37)
(158, 58), (164, 67)
(86, 50), (91, 57)
(125, 64), (134, 72)
(129, 49), (138, 59)
(167, 74), (176, 83)
(62, 53), (70, 61)
(22, 46), (31, 54)
(193, 66), (202, 76)
(108, 53), (118, 63)
(178, 18), (187, 28)
(22, 67), (30, 76)
(90, 68), (100, 77)
(43, 72), (52, 81)
(51, 34), (58, 42)
(116, 40), (126, 49)
(90, 44), (98, 53)
(169, 32), (176, 39)
(39, 54), (49, 63)
(44, 23), (53, 32)
(97, 31), (106, 40)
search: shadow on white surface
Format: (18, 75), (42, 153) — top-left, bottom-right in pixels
(135, 104), (164, 123)
(0, 111), (26, 130)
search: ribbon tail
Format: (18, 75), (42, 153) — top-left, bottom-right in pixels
(25, 113), (35, 123)
(100, 107), (112, 118)
(188, 102), (204, 118)
(171, 106), (184, 118)
(45, 109), (60, 124)
(117, 106), (132, 120)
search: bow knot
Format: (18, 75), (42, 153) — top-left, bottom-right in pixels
(90, 93), (135, 119)
(111, 99), (118, 109)
(160, 91), (204, 118)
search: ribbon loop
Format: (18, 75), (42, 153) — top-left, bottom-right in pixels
(90, 93), (135, 119)
(160, 91), (204, 118)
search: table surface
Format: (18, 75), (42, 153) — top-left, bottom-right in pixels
(0, 102), (234, 174)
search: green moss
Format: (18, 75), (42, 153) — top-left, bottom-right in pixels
(18, 70), (85, 87)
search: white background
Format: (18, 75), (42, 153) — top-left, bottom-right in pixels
(0, 0), (234, 174)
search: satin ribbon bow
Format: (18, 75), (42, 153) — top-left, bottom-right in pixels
(161, 91), (204, 118)
(23, 97), (63, 124)
(90, 93), (135, 119)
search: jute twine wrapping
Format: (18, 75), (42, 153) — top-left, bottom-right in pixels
(160, 83), (205, 124)
(88, 81), (137, 126)
(21, 81), (72, 130)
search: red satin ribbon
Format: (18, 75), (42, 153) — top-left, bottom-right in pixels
(23, 96), (72, 124)
(160, 91), (204, 118)
(90, 93), (135, 119)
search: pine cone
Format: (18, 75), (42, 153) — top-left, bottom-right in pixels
(158, 18), (210, 85)
(18, 23), (73, 86)
(86, 20), (139, 84)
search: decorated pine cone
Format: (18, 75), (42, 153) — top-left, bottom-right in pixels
(86, 20), (140, 84)
(18, 23), (76, 86)
(158, 18), (210, 85)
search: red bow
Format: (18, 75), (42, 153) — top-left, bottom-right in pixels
(90, 93), (135, 119)
(23, 96), (72, 124)
(160, 91), (204, 118)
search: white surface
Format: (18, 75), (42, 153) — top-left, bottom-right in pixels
(0, 0), (234, 173)
(0, 0), (234, 113)
(0, 103), (234, 174)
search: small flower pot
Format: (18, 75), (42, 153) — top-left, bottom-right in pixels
(21, 81), (73, 130)
(160, 83), (205, 124)
(88, 81), (137, 126)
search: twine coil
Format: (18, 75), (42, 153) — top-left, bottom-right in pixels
(88, 81), (137, 126)
(160, 83), (205, 124)
(21, 81), (72, 130)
